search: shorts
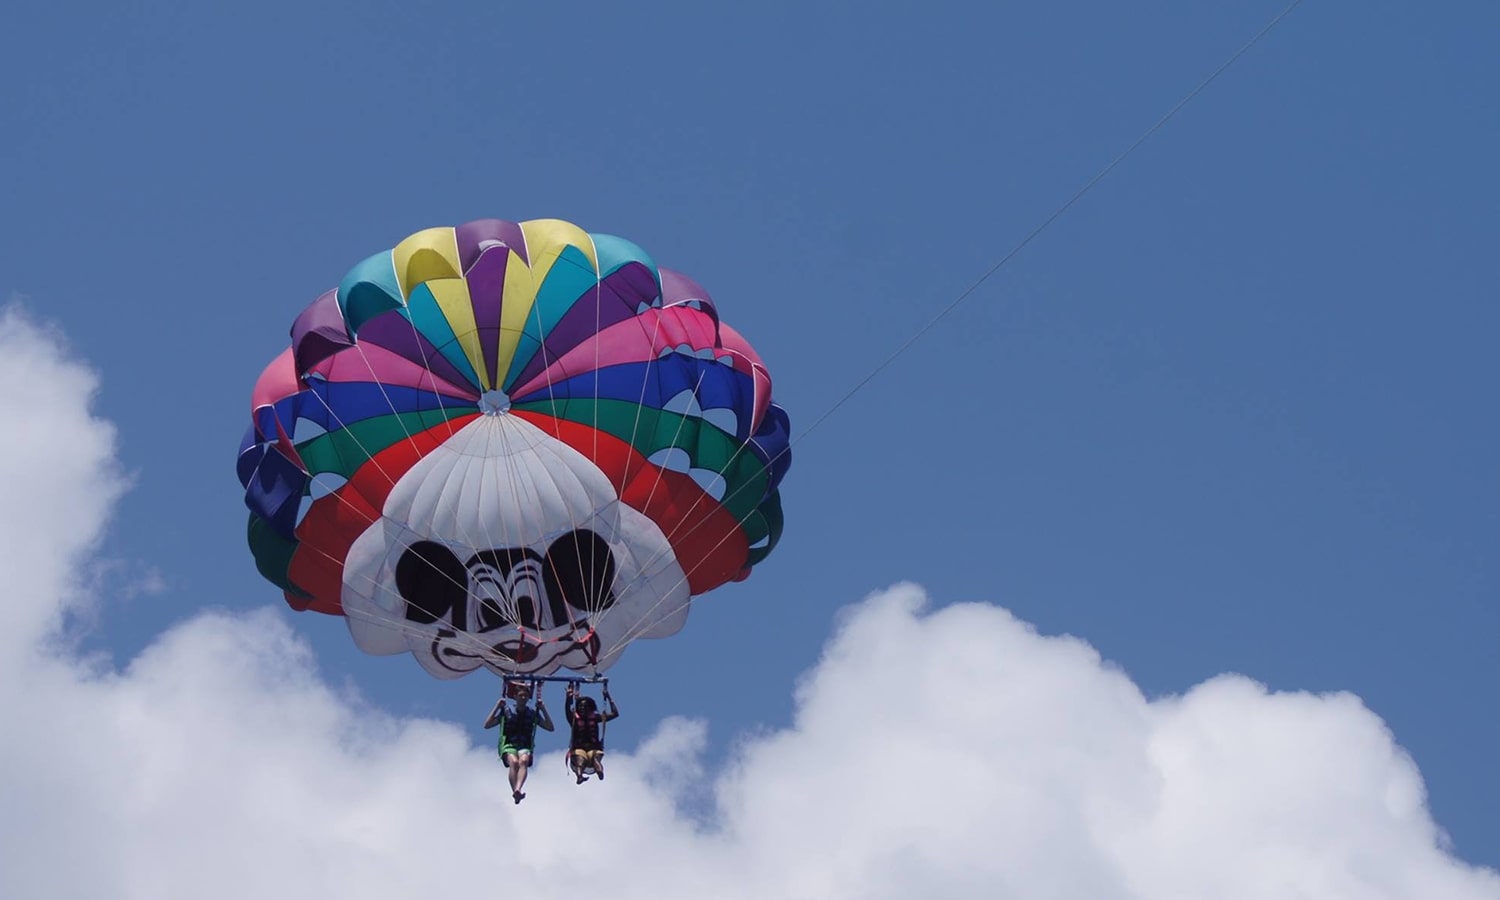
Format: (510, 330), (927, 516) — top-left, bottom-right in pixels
(571, 748), (604, 770)
(500, 742), (534, 763)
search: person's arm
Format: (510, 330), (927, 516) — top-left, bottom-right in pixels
(535, 697), (555, 732)
(564, 689), (576, 726)
(483, 698), (506, 730)
(603, 691), (619, 722)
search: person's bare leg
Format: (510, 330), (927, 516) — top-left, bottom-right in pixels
(514, 751), (532, 798)
(505, 754), (527, 802)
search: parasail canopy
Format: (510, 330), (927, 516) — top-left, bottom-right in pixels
(237, 218), (791, 679)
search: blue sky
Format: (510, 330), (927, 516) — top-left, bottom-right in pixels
(2, 0), (1496, 888)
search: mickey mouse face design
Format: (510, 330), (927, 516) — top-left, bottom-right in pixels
(392, 529), (618, 674)
(338, 413), (692, 679)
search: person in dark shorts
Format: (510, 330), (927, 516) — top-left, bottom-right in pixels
(484, 680), (554, 804)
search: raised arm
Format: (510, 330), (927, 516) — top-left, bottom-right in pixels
(603, 690), (620, 722)
(482, 697), (506, 730)
(535, 695), (555, 732)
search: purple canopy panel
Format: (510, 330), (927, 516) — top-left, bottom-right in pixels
(456, 219), (529, 270)
(465, 244), (509, 389)
(291, 290), (355, 376)
(659, 267), (720, 328)
(356, 309), (478, 391)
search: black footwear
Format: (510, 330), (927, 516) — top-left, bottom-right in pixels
(513, 790), (525, 804)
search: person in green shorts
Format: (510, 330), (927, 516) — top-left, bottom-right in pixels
(483, 681), (554, 804)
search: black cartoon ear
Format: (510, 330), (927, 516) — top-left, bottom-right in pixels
(396, 540), (468, 626)
(542, 529), (618, 616)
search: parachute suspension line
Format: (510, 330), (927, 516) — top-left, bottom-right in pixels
(594, 357), (769, 661)
(587, 299), (675, 652)
(534, 237), (611, 676)
(491, 340), (537, 656)
(350, 337), (446, 483)
(508, 423), (547, 643)
(493, 417), (551, 650)
(478, 232), (524, 659)
(512, 270), (740, 666)
(480, 406), (593, 670)
(629, 368), (708, 544)
(300, 383), (409, 500)
(585, 246), (623, 677)
(589, 348), (784, 662)
(590, 237), (604, 666)
(292, 534), (512, 663)
(410, 419), (513, 630)
(299, 365), (517, 606)
(411, 402), (495, 577)
(600, 452), (790, 661)
(278, 417), (542, 667)
(324, 288), (526, 664)
(617, 303), (675, 504)
(443, 242), (602, 675)
(475, 414), (516, 634)
(591, 368), (710, 653)
(600, 0), (1308, 661)
(302, 504), (594, 679)
(328, 251), (582, 674)
(583, 335), (771, 656)
(284, 462), (552, 668)
(293, 385), (512, 637)
(504, 226), (595, 672)
(519, 252), (602, 673)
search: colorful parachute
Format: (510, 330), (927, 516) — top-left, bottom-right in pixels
(237, 218), (791, 678)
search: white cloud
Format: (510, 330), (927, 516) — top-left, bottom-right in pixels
(0, 304), (128, 656)
(0, 303), (1496, 900)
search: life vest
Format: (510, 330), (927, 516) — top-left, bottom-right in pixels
(570, 711), (603, 751)
(501, 706), (538, 747)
